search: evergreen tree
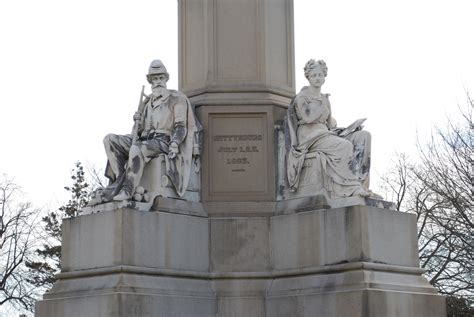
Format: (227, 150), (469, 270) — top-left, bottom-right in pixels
(26, 162), (90, 289)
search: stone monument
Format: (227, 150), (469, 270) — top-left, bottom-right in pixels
(36, 0), (447, 316)
(85, 59), (202, 210)
(286, 59), (371, 199)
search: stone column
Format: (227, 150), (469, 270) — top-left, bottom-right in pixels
(179, 0), (294, 98)
(179, 0), (294, 206)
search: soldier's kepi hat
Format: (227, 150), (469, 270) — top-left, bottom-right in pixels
(146, 59), (169, 83)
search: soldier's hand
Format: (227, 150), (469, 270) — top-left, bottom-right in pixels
(168, 142), (179, 159)
(332, 127), (344, 135)
(133, 111), (141, 121)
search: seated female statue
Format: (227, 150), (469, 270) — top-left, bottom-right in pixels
(286, 59), (371, 198)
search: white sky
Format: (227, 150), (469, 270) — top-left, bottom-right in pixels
(0, 0), (473, 209)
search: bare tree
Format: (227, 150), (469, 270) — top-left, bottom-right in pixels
(0, 163), (104, 316)
(380, 95), (473, 313)
(0, 175), (40, 311)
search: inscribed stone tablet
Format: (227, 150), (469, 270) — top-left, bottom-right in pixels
(208, 113), (268, 195)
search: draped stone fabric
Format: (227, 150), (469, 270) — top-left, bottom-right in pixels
(103, 90), (202, 198)
(286, 87), (369, 198)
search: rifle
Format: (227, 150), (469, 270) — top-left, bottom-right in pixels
(131, 85), (146, 144)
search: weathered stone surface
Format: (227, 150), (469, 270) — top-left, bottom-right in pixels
(139, 154), (201, 202)
(62, 209), (209, 272)
(210, 217), (271, 272)
(179, 0), (295, 97)
(152, 196), (206, 216)
(37, 274), (216, 317)
(37, 206), (446, 316)
(329, 196), (396, 210)
(82, 200), (153, 215)
(274, 195), (330, 214)
(213, 279), (269, 317)
(199, 105), (286, 202)
(271, 206), (419, 270)
(266, 289), (445, 317)
(204, 201), (278, 217)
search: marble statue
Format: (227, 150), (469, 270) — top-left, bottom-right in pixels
(286, 59), (371, 198)
(89, 60), (202, 206)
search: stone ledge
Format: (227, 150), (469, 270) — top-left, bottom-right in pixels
(82, 195), (395, 217)
(189, 91), (293, 107)
(57, 262), (425, 281)
(204, 201), (277, 217)
(81, 201), (153, 215)
(329, 196), (396, 210)
(82, 197), (206, 217)
(275, 195), (330, 214)
(152, 197), (206, 217)
(43, 273), (215, 300)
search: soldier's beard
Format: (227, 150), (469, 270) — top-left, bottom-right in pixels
(152, 86), (167, 98)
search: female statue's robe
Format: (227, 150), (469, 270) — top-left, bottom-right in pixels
(286, 87), (371, 198)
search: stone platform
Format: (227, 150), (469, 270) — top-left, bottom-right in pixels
(36, 205), (446, 317)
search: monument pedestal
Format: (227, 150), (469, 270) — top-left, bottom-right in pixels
(36, 205), (446, 316)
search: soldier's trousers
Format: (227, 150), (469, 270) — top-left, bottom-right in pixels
(103, 133), (170, 194)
